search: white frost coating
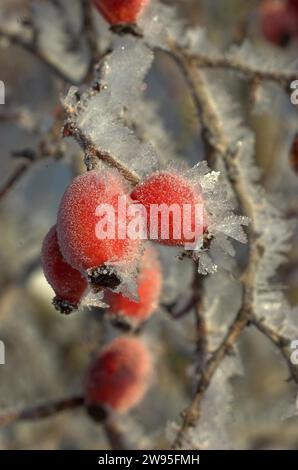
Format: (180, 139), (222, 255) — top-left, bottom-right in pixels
(168, 356), (241, 449)
(204, 267), (243, 350)
(206, 77), (297, 337)
(139, 2), (184, 50)
(228, 41), (298, 76)
(186, 162), (250, 275)
(129, 98), (181, 165)
(81, 289), (107, 310)
(140, 1), (209, 54)
(63, 36), (158, 177)
(32, 0), (89, 83)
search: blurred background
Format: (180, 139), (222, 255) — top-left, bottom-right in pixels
(0, 0), (298, 450)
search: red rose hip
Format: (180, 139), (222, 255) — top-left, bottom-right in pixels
(57, 170), (140, 285)
(105, 246), (162, 327)
(85, 337), (152, 416)
(289, 0), (298, 12)
(41, 225), (87, 313)
(131, 171), (207, 247)
(92, 0), (149, 25)
(260, 0), (297, 46)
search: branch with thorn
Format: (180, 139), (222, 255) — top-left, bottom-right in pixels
(167, 45), (297, 449)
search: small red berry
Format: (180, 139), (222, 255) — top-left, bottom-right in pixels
(289, 0), (298, 13)
(92, 0), (149, 25)
(57, 170), (140, 278)
(289, 133), (298, 175)
(62, 124), (73, 138)
(130, 172), (207, 247)
(105, 246), (162, 327)
(85, 337), (152, 416)
(260, 0), (297, 46)
(41, 225), (87, 313)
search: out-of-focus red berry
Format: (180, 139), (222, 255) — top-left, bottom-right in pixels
(105, 246), (162, 326)
(288, 0), (298, 13)
(92, 0), (149, 25)
(57, 170), (140, 273)
(41, 225), (87, 313)
(131, 172), (207, 247)
(260, 0), (297, 46)
(289, 133), (298, 175)
(85, 337), (152, 415)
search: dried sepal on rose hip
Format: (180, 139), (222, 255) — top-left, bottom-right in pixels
(57, 169), (140, 288)
(131, 171), (208, 247)
(85, 336), (152, 419)
(41, 225), (88, 314)
(105, 246), (162, 329)
(92, 0), (149, 25)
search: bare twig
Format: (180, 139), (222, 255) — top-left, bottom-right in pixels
(0, 25), (76, 84)
(104, 419), (143, 450)
(172, 240), (259, 448)
(0, 396), (84, 427)
(0, 114), (66, 201)
(192, 270), (208, 373)
(0, 163), (30, 200)
(173, 46), (298, 90)
(168, 46), (266, 449)
(252, 318), (298, 384)
(81, 0), (105, 79)
(64, 121), (141, 185)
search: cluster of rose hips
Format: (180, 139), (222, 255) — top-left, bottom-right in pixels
(41, 0), (209, 417)
(260, 0), (298, 46)
(42, 168), (206, 314)
(41, 166), (206, 415)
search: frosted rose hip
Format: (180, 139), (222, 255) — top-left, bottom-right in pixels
(105, 246), (162, 326)
(92, 0), (149, 24)
(57, 170), (139, 275)
(85, 337), (152, 415)
(131, 172), (207, 247)
(41, 225), (87, 313)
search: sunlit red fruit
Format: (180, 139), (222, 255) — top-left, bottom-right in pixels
(41, 225), (87, 313)
(131, 172), (207, 247)
(57, 170), (140, 275)
(92, 0), (149, 25)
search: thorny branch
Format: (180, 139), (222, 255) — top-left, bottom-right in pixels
(81, 0), (106, 81)
(168, 46), (297, 448)
(252, 318), (298, 383)
(0, 0), (102, 85)
(0, 112), (66, 201)
(63, 120), (141, 185)
(0, 24), (75, 84)
(180, 48), (298, 90)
